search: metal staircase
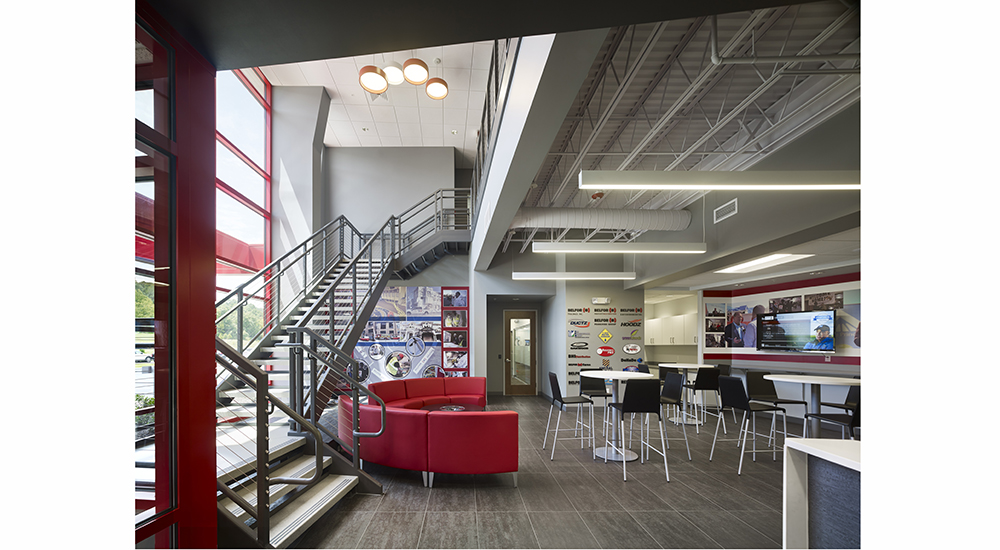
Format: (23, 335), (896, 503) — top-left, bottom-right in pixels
(212, 188), (470, 548)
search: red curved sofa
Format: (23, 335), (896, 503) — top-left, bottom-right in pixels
(337, 377), (518, 487)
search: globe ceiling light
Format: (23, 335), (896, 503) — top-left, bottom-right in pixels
(382, 61), (404, 85)
(403, 58), (429, 85)
(358, 65), (388, 94)
(425, 77), (448, 100)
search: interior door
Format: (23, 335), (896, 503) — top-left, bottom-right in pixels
(504, 310), (537, 395)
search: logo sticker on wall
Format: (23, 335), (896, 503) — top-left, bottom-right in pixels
(598, 329), (613, 342)
(621, 329), (641, 341)
(570, 341), (589, 350)
(620, 319), (642, 327)
(597, 346), (615, 357)
(602, 359), (610, 367)
(568, 330), (590, 339)
(622, 343), (641, 355)
(568, 319), (590, 328)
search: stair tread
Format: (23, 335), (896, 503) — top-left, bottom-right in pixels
(269, 474), (358, 548)
(219, 454), (334, 519)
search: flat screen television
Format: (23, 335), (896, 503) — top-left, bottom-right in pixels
(756, 310), (836, 353)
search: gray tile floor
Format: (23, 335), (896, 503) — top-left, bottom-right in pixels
(293, 394), (823, 549)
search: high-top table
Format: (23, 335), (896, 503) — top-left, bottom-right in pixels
(580, 370), (654, 462)
(764, 374), (861, 438)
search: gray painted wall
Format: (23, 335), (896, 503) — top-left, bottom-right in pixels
(322, 147), (455, 233)
(271, 86), (330, 258)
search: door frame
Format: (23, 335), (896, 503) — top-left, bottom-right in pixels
(503, 310), (537, 395)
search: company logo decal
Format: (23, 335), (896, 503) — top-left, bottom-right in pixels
(621, 329), (642, 341)
(568, 330), (590, 338)
(567, 307), (590, 314)
(620, 319), (643, 327)
(567, 354), (591, 358)
(597, 346), (615, 357)
(602, 359), (610, 367)
(598, 329), (613, 342)
(620, 358), (639, 363)
(569, 319), (590, 328)
(622, 343), (641, 355)
(618, 307), (643, 314)
(593, 307), (616, 314)
(593, 318), (617, 326)
(570, 341), (589, 350)
(568, 363), (592, 367)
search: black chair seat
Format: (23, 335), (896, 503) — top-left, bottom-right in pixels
(659, 395), (682, 406)
(561, 395), (594, 405)
(747, 402), (786, 414)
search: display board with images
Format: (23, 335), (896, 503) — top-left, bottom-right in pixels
(352, 285), (471, 385)
(711, 286), (860, 355)
(564, 304), (646, 386)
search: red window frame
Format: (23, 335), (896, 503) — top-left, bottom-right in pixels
(215, 68), (272, 275)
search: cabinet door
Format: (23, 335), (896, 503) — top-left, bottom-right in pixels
(663, 316), (682, 345)
(646, 318), (661, 345)
(682, 313), (698, 345)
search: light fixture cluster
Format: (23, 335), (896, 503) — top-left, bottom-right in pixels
(359, 57), (448, 99)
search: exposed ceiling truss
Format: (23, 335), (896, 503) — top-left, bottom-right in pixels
(511, 1), (861, 251)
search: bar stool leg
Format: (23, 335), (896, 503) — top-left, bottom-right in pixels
(551, 407), (562, 460)
(542, 403), (554, 450)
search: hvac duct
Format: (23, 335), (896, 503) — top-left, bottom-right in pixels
(509, 208), (691, 231)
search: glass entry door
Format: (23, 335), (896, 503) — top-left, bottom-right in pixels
(504, 311), (537, 395)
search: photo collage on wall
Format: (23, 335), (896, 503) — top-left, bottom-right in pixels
(352, 286), (470, 386)
(565, 304), (645, 386)
(710, 288), (860, 353)
(441, 287), (470, 377)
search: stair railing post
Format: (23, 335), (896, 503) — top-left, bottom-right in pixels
(351, 380), (361, 469)
(256, 366), (270, 546)
(289, 329), (301, 433)
(309, 336), (318, 426)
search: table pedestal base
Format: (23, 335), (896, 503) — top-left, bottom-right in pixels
(594, 446), (639, 462)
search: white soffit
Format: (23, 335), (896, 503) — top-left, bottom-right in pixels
(578, 170), (861, 190)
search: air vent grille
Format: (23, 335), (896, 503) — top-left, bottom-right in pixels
(714, 198), (738, 224)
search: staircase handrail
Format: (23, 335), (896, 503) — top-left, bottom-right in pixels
(284, 326), (387, 445)
(291, 216), (396, 347)
(215, 214), (360, 316)
(215, 336), (336, 547)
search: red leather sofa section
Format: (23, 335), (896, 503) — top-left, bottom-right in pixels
(336, 377), (515, 480)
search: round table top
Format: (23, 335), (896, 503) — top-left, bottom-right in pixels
(658, 363), (714, 370)
(764, 374), (861, 386)
(580, 370), (655, 381)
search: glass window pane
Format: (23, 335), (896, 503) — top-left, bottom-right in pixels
(134, 137), (174, 527)
(217, 141), (266, 206)
(217, 189), (265, 268)
(136, 24), (171, 138)
(217, 70), (266, 169)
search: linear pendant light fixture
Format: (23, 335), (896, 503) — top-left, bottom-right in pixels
(532, 242), (706, 254)
(715, 253), (814, 274)
(512, 271), (637, 280)
(579, 170), (861, 190)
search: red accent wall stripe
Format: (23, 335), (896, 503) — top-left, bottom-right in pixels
(706, 272), (861, 299)
(704, 353), (861, 366)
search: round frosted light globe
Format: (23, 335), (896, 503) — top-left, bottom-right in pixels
(403, 58), (428, 85)
(359, 65), (388, 94)
(426, 77), (448, 100)
(382, 61), (404, 85)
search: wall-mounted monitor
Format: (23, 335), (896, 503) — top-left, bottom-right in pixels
(756, 310), (836, 353)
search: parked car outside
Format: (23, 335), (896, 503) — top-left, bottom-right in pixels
(135, 349), (154, 363)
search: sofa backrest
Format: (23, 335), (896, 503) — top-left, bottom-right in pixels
(404, 377), (446, 398)
(368, 380), (407, 403)
(444, 376), (486, 396)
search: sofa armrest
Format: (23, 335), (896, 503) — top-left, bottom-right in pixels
(357, 405), (429, 472)
(427, 411), (518, 475)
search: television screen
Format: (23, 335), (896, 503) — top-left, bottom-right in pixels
(756, 310), (836, 353)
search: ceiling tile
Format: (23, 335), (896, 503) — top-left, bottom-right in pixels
(259, 66), (280, 85)
(358, 134), (382, 146)
(419, 108), (443, 125)
(443, 43), (474, 69)
(327, 104), (351, 121)
(442, 67), (472, 91)
(395, 107), (421, 124)
(467, 90), (486, 111)
(379, 136), (402, 147)
(472, 42), (493, 68)
(387, 85), (419, 106)
(267, 64), (308, 86)
(398, 123), (423, 138)
(369, 105), (397, 123)
(345, 104), (374, 122)
(442, 89), (469, 109)
(375, 121), (400, 137)
(400, 135), (424, 146)
(297, 59), (333, 85)
(444, 108), (467, 127)
(470, 69), (489, 92)
(421, 123), (444, 139)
